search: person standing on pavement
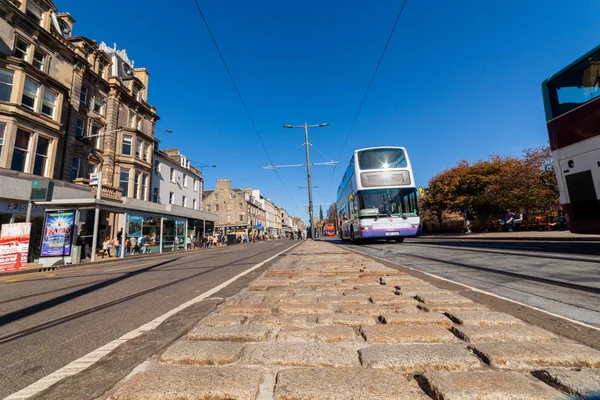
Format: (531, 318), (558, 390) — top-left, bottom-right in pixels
(112, 236), (120, 257)
(129, 236), (137, 255)
(102, 237), (112, 258)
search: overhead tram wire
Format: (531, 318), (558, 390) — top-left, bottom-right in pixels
(190, 0), (299, 206)
(327, 0), (409, 192)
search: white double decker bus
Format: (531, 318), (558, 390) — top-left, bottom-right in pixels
(336, 146), (420, 243)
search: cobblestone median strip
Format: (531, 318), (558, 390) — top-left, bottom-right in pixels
(109, 241), (600, 399)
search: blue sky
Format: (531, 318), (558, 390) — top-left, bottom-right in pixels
(57, 0), (600, 223)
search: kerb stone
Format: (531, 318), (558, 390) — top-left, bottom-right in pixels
(160, 341), (244, 366)
(446, 310), (526, 326)
(359, 344), (480, 373)
(111, 365), (262, 400)
(245, 342), (358, 367)
(360, 324), (459, 344)
(199, 315), (247, 327)
(274, 368), (428, 400)
(422, 370), (565, 400)
(471, 342), (600, 369)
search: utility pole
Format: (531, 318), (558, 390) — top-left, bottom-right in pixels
(278, 123), (332, 241)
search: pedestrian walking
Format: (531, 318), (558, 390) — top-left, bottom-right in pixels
(102, 237), (112, 258)
(129, 236), (137, 255)
(112, 236), (120, 257)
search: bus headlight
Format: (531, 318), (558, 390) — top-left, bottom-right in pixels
(411, 224), (419, 228)
(360, 226), (372, 231)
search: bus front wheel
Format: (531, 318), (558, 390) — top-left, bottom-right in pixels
(350, 229), (360, 245)
(395, 237), (405, 243)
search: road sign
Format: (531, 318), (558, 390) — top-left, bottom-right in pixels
(89, 173), (99, 186)
(30, 180), (54, 201)
(257, 222), (263, 229)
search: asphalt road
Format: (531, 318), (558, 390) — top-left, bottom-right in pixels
(0, 240), (296, 399)
(329, 237), (600, 328)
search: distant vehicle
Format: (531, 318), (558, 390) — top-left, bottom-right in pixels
(542, 46), (600, 233)
(336, 146), (420, 244)
(324, 223), (335, 236)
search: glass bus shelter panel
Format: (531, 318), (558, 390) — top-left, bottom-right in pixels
(357, 148), (407, 170)
(163, 217), (186, 251)
(547, 49), (600, 119)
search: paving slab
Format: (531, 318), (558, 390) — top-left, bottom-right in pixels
(337, 304), (418, 315)
(418, 303), (490, 312)
(471, 342), (600, 369)
(422, 370), (565, 400)
(246, 314), (307, 327)
(276, 326), (356, 343)
(416, 293), (474, 304)
(111, 365), (262, 400)
(380, 312), (453, 328)
(318, 296), (369, 305)
(369, 295), (418, 305)
(533, 368), (600, 399)
(453, 325), (558, 343)
(160, 341), (245, 366)
(445, 310), (526, 326)
(360, 324), (459, 344)
(317, 313), (377, 327)
(245, 342), (359, 367)
(199, 315), (247, 327)
(274, 368), (428, 400)
(359, 343), (481, 372)
(188, 325), (270, 342)
(218, 303), (272, 315)
(279, 303), (332, 315)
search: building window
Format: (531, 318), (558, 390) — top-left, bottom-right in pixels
(75, 118), (85, 138)
(98, 60), (107, 79)
(0, 123), (5, 158)
(122, 135), (132, 155)
(193, 179), (198, 191)
(133, 171), (141, 199)
(93, 95), (105, 114)
(136, 118), (142, 131)
(169, 192), (174, 204)
(239, 215), (243, 222)
(14, 38), (29, 61)
(142, 173), (148, 201)
(128, 112), (135, 128)
(136, 139), (143, 158)
(227, 215), (231, 223)
(70, 157), (80, 182)
(80, 85), (88, 108)
(152, 188), (159, 203)
(229, 193), (233, 199)
(10, 129), (30, 172)
(41, 89), (57, 118)
(0, 69), (13, 102)
(22, 78), (39, 110)
(33, 137), (50, 176)
(207, 205), (211, 212)
(91, 125), (102, 149)
(120, 169), (130, 197)
(154, 160), (160, 175)
(215, 204), (219, 212)
(193, 199), (198, 210)
(213, 194), (218, 201)
(132, 86), (139, 101)
(26, 1), (43, 25)
(170, 167), (175, 182)
(238, 202), (243, 210)
(226, 204), (232, 212)
(182, 195), (187, 207)
(32, 49), (45, 71)
(143, 142), (150, 161)
(183, 174), (187, 187)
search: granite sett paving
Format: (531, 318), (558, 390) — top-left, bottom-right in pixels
(360, 324), (459, 344)
(452, 324), (558, 343)
(533, 368), (600, 399)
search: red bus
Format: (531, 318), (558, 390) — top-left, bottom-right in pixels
(542, 46), (600, 233)
(324, 223), (335, 236)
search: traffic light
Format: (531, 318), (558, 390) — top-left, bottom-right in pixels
(250, 219), (253, 226)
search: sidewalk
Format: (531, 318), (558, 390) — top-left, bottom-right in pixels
(106, 241), (600, 399)
(422, 230), (600, 241)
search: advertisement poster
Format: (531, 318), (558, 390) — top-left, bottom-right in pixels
(0, 222), (31, 272)
(41, 210), (75, 257)
(128, 215), (143, 238)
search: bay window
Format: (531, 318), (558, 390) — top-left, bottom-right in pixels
(11, 129), (30, 172)
(41, 89), (57, 118)
(122, 135), (132, 155)
(120, 169), (130, 197)
(33, 136), (50, 176)
(22, 78), (39, 109)
(0, 69), (13, 102)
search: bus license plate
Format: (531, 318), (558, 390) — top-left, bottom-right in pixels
(385, 232), (400, 236)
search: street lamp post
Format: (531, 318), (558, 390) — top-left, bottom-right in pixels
(283, 123), (328, 241)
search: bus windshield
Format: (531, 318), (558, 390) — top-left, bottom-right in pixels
(357, 148), (406, 170)
(357, 188), (418, 218)
(547, 48), (600, 119)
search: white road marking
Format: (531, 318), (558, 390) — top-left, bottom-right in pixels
(347, 247), (600, 332)
(4, 242), (301, 400)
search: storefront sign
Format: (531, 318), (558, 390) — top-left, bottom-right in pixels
(0, 222), (31, 272)
(41, 210), (75, 257)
